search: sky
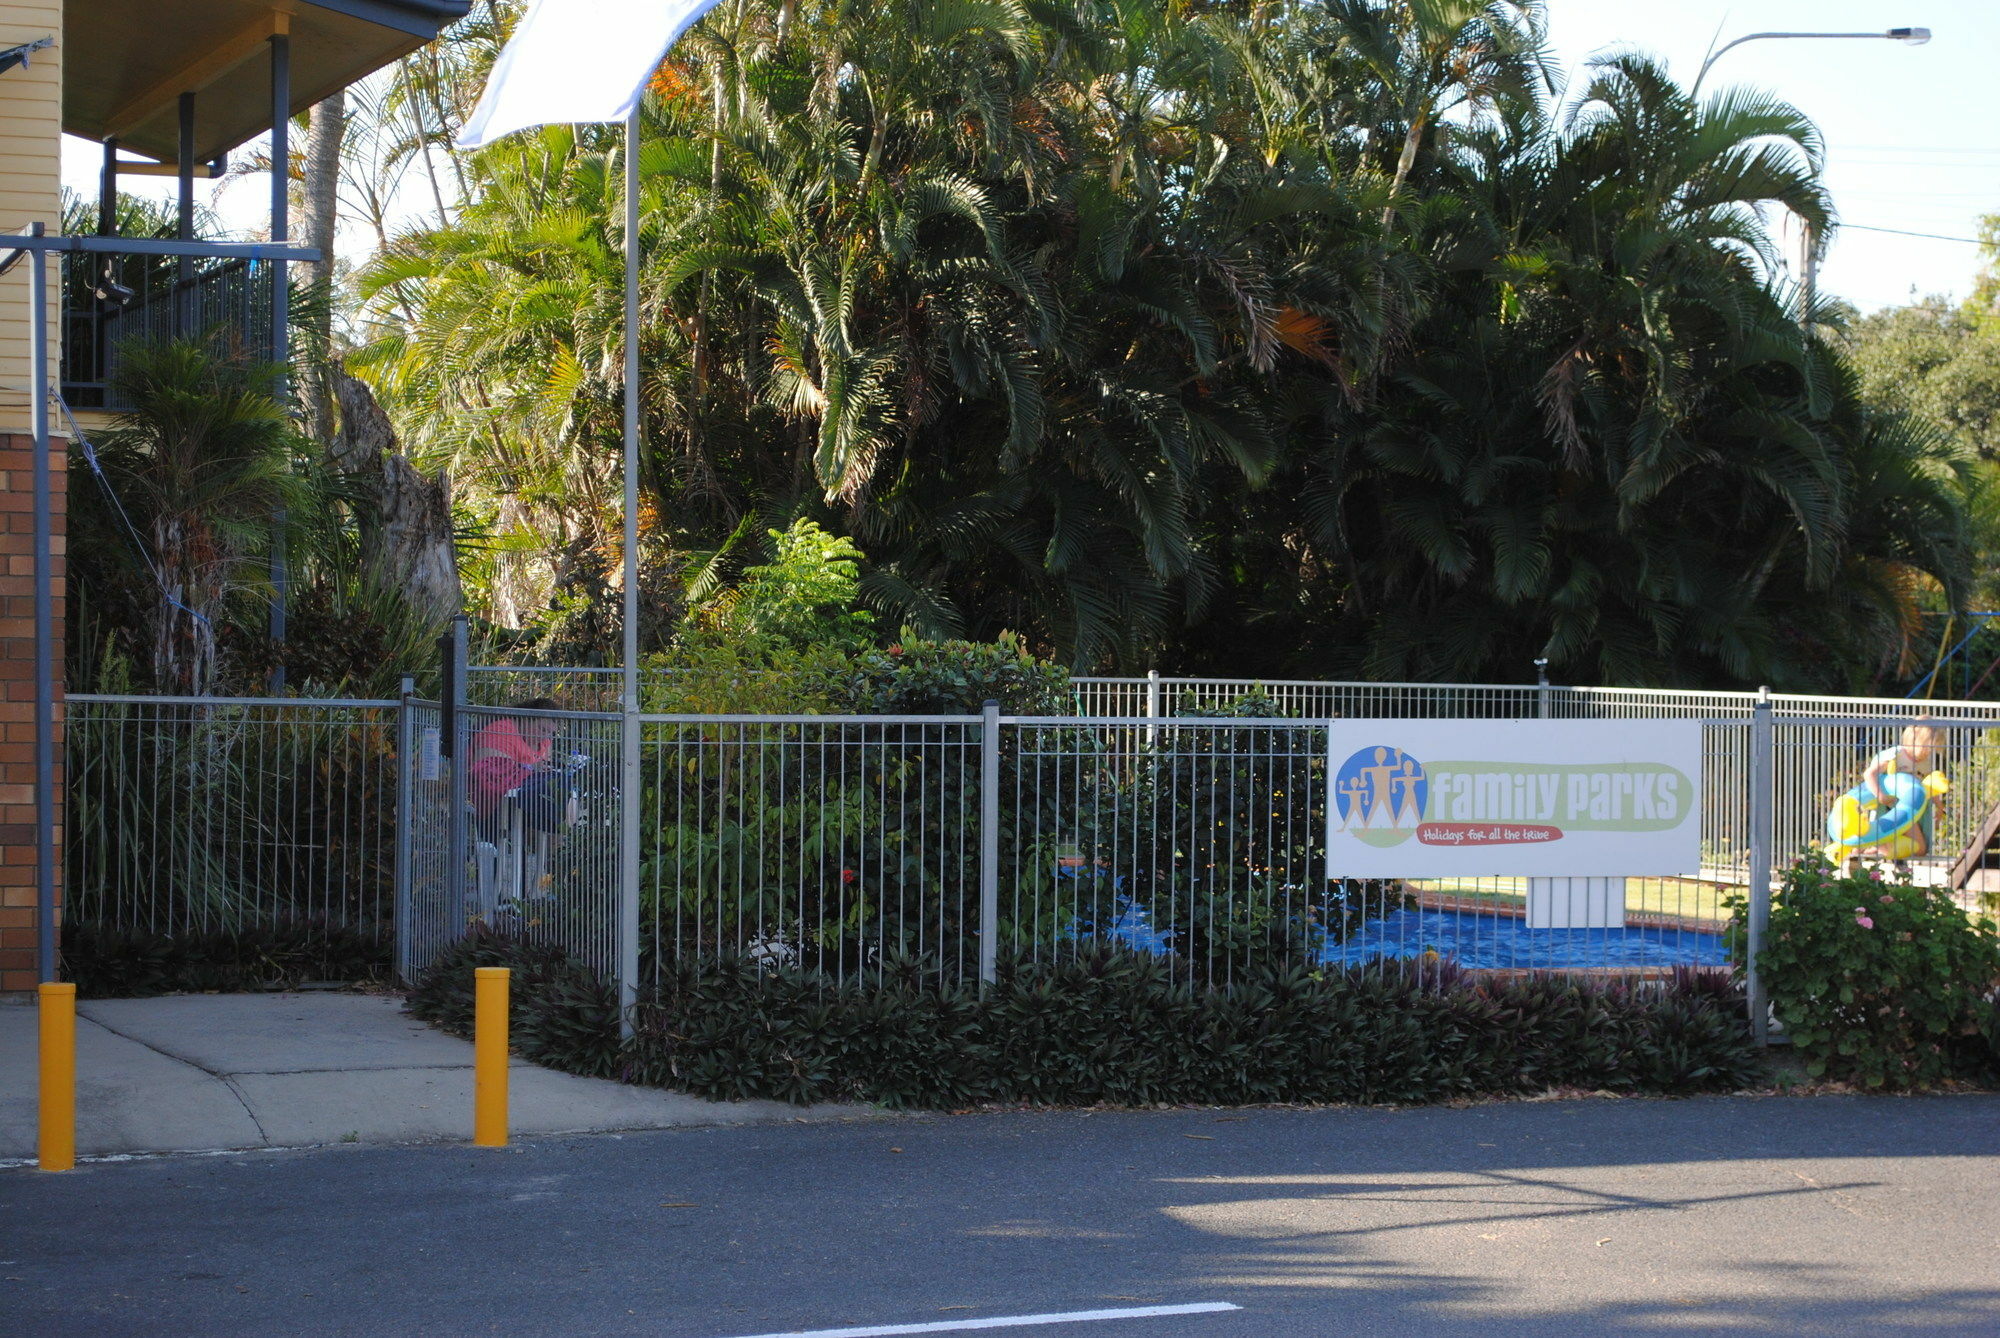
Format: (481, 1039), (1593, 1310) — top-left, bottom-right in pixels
(59, 0), (2000, 315)
(1541, 0), (1997, 311)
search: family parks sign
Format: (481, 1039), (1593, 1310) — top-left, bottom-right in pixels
(1325, 720), (1703, 878)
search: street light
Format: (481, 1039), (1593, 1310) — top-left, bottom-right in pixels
(1693, 27), (1932, 93)
(1689, 26), (1933, 327)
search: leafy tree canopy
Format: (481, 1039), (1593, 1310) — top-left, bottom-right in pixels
(349, 0), (1974, 691)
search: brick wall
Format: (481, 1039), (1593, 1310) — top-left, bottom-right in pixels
(0, 431), (63, 993)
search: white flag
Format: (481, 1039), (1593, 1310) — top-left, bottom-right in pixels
(456, 0), (725, 149)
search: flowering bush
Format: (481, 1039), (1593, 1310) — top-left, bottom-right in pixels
(1747, 856), (2000, 1089)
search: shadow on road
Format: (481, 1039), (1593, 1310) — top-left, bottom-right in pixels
(3, 1093), (1997, 1337)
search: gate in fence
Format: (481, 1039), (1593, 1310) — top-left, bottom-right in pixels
(64, 681), (2000, 1035)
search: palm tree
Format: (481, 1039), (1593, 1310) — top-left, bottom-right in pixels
(93, 342), (306, 696)
(345, 0), (1972, 688)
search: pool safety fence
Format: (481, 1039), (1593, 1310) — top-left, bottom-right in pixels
(66, 685), (2000, 1042)
(467, 665), (2000, 724)
(65, 694), (401, 936)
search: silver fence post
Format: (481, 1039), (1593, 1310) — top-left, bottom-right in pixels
(978, 698), (1001, 989)
(393, 678), (415, 983)
(1744, 686), (1776, 1044)
(1145, 669), (1161, 745)
(28, 224), (55, 983)
(444, 615), (469, 924)
(617, 695), (641, 1038)
(616, 105), (644, 1038)
(1535, 658), (1551, 719)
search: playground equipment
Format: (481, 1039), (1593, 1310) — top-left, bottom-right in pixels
(1824, 769), (1950, 862)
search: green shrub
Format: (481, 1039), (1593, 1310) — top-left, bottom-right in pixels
(63, 918), (391, 997)
(640, 633), (1072, 978)
(1743, 856), (2000, 1089)
(693, 519), (876, 654)
(415, 937), (1765, 1108)
(641, 634), (847, 714)
(405, 929), (622, 1077)
(838, 631), (1070, 715)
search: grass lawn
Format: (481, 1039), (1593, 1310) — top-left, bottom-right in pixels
(1406, 876), (1734, 926)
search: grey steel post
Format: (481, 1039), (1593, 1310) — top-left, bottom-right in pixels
(444, 615), (469, 922)
(96, 138), (117, 234)
(978, 698), (1001, 988)
(1145, 668), (1161, 745)
(29, 224), (55, 982)
(268, 30), (291, 369)
(1535, 657), (1551, 719)
(267, 28), (291, 692)
(616, 107), (643, 1034)
(176, 94), (194, 316)
(1744, 687), (1776, 1044)
(393, 677), (416, 982)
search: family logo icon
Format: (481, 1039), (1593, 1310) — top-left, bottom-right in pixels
(1334, 746), (1428, 848)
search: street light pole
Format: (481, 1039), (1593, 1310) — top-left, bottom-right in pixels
(1692, 28), (1931, 95)
(1690, 26), (1931, 327)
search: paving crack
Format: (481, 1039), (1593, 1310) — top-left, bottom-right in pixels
(72, 1012), (271, 1146)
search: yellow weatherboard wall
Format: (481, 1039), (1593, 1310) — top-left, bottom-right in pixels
(0, 0), (62, 435)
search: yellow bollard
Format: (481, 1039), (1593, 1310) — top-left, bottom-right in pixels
(39, 982), (75, 1172)
(473, 967), (509, 1147)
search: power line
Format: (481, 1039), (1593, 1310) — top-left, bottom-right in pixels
(1838, 143), (2000, 154)
(1840, 223), (1990, 245)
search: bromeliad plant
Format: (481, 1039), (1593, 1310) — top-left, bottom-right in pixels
(1741, 855), (2000, 1089)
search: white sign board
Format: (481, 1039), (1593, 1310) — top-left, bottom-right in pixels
(1325, 719), (1702, 879)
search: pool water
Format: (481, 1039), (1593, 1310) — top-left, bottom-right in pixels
(1320, 907), (1727, 971)
(1099, 903), (1725, 970)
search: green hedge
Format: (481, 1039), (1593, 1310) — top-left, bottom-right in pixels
(406, 932), (624, 1078)
(409, 935), (1766, 1108)
(62, 919), (392, 997)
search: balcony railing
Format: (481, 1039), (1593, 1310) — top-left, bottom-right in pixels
(61, 246), (277, 411)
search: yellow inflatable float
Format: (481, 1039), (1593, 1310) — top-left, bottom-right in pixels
(1824, 769), (1949, 862)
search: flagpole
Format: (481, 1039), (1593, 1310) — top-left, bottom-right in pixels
(617, 106), (642, 1030)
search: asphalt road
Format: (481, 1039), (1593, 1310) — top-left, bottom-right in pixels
(3, 1094), (1997, 1337)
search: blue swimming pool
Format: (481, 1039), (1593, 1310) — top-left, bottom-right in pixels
(1320, 907), (1727, 971)
(1099, 902), (1726, 970)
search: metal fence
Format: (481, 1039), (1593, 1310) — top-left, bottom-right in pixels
(60, 248), (278, 411)
(396, 700), (626, 985)
(439, 703), (2000, 1006)
(68, 680), (2000, 1027)
(471, 664), (2000, 722)
(65, 695), (399, 934)
(467, 666), (623, 712)
(627, 711), (1736, 993)
(640, 714), (984, 987)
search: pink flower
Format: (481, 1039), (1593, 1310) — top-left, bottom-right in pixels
(1855, 915), (1875, 929)
(1854, 906), (1866, 914)
(1866, 867), (1884, 881)
(1880, 895), (1894, 905)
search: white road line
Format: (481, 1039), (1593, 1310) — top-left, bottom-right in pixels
(714, 1301), (1243, 1338)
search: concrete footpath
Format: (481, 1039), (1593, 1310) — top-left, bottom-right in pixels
(0, 992), (873, 1161)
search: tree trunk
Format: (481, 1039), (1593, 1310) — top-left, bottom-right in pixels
(300, 91), (347, 447)
(331, 365), (462, 617)
(1380, 113), (1425, 234)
